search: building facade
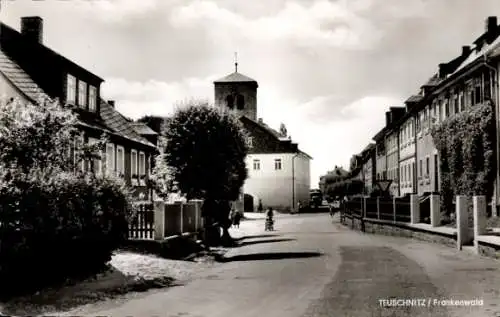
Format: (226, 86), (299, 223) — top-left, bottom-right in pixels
(214, 66), (312, 212)
(0, 17), (157, 199)
(348, 16), (500, 210)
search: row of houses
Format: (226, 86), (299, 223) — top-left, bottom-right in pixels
(1, 16), (313, 210)
(346, 16), (500, 210)
(0, 16), (159, 199)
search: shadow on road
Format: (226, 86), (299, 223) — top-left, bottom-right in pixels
(236, 238), (295, 248)
(233, 234), (281, 241)
(215, 252), (323, 262)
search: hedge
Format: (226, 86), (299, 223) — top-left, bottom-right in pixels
(431, 101), (496, 215)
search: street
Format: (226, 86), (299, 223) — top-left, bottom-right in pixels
(63, 213), (500, 317)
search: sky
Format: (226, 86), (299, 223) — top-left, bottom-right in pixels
(2, 0), (500, 188)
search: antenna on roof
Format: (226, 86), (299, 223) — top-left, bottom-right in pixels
(234, 52), (238, 73)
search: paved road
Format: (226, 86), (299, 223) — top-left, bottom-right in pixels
(64, 213), (500, 317)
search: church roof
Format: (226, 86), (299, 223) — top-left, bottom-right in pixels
(214, 71), (258, 84)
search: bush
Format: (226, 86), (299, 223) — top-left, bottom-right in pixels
(0, 98), (134, 297)
(431, 101), (496, 215)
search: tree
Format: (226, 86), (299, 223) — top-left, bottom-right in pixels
(151, 101), (248, 245)
(137, 115), (166, 134)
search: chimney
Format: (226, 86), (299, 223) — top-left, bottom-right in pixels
(108, 100), (115, 108)
(257, 118), (263, 124)
(438, 63), (447, 79)
(486, 16), (497, 34)
(21, 16), (43, 44)
(461, 45), (471, 56)
(385, 111), (391, 126)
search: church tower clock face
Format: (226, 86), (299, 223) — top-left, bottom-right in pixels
(213, 57), (258, 121)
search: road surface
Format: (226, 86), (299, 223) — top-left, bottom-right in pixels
(63, 213), (500, 317)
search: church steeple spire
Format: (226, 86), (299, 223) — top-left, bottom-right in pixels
(234, 52), (238, 73)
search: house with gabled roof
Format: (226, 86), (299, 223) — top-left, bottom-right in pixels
(0, 16), (157, 200)
(213, 64), (312, 212)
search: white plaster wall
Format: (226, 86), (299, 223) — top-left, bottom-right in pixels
(244, 153), (310, 210)
(0, 73), (27, 102)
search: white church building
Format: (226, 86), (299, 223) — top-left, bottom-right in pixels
(213, 63), (312, 212)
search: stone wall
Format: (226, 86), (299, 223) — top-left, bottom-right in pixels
(478, 242), (500, 260)
(343, 216), (456, 248)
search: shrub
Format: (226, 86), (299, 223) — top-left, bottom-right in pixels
(0, 98), (134, 297)
(431, 101), (496, 215)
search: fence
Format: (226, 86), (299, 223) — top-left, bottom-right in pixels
(128, 199), (204, 240)
(129, 201), (155, 239)
(342, 195), (413, 223)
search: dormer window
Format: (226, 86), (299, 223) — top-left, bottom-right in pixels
(66, 74), (76, 104)
(78, 80), (87, 108)
(89, 85), (97, 112)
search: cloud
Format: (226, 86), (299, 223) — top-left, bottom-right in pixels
(70, 0), (164, 23)
(100, 75), (217, 118)
(170, 0), (382, 49)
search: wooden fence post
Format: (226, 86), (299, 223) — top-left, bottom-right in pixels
(393, 197), (397, 223)
(456, 195), (469, 250)
(376, 197), (380, 220)
(179, 203), (184, 234)
(473, 195), (487, 254)
(153, 200), (165, 241)
(410, 194), (420, 224)
(363, 197), (367, 218)
(430, 194), (440, 227)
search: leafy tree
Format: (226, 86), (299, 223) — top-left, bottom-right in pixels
(152, 101), (248, 245)
(137, 115), (166, 134)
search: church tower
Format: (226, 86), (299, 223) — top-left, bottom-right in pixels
(213, 55), (258, 121)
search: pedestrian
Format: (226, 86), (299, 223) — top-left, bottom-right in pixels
(233, 212), (241, 228)
(297, 201), (301, 213)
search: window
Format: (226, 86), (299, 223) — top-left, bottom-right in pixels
(236, 94), (244, 110)
(246, 137), (253, 149)
(89, 85), (97, 112)
(412, 162), (415, 182)
(226, 95), (234, 109)
(88, 137), (102, 175)
(66, 74), (76, 104)
(274, 158), (282, 170)
(106, 143), (115, 175)
(78, 80), (87, 107)
(400, 166), (404, 181)
(459, 91), (465, 112)
(131, 150), (138, 178)
(116, 146), (125, 177)
(419, 159), (423, 177)
(426, 156), (430, 176)
(475, 86), (481, 104)
(139, 152), (146, 178)
(253, 159), (260, 170)
(74, 134), (85, 172)
(409, 164), (413, 183)
(453, 94), (459, 114)
(444, 100), (450, 118)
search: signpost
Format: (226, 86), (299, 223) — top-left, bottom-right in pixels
(375, 179), (393, 197)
